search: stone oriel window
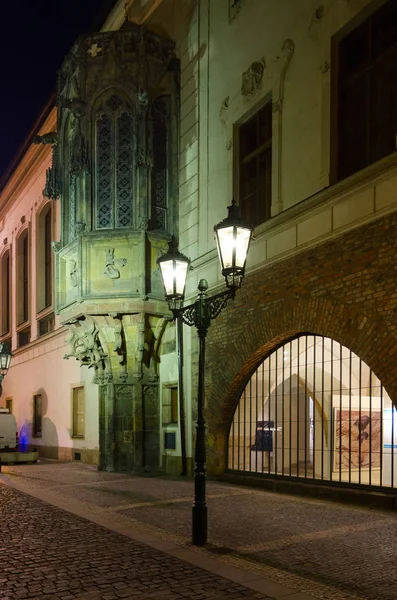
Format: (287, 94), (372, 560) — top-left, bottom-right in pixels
(1, 250), (11, 336)
(238, 101), (272, 227)
(335, 0), (397, 180)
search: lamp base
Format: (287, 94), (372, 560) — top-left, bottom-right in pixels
(192, 505), (207, 545)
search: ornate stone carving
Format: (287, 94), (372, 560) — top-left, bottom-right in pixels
(75, 222), (86, 234)
(64, 315), (106, 369)
(104, 248), (127, 279)
(51, 241), (61, 253)
(241, 59), (265, 98)
(32, 132), (59, 146)
(70, 260), (78, 287)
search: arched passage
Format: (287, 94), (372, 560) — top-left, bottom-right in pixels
(205, 294), (397, 475)
(228, 334), (396, 490)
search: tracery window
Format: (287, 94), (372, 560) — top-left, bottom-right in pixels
(150, 96), (170, 231)
(94, 92), (134, 229)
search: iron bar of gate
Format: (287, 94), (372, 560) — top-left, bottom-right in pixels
(268, 353), (271, 474)
(297, 337), (300, 478)
(304, 336), (308, 479)
(275, 346), (278, 475)
(359, 358), (362, 485)
(282, 343), (285, 476)
(390, 384), (395, 488)
(261, 362), (265, 473)
(330, 339), (334, 482)
(321, 337), (325, 480)
(289, 340), (292, 477)
(369, 370), (373, 486)
(249, 374), (252, 473)
(237, 383), (241, 471)
(255, 368), (258, 473)
(243, 386), (247, 471)
(339, 342), (342, 483)
(349, 349), (352, 485)
(313, 337), (316, 480)
(380, 381), (383, 486)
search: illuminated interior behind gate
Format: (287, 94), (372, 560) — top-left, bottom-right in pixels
(228, 335), (397, 489)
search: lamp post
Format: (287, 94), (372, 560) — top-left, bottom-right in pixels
(158, 200), (253, 545)
(0, 342), (12, 397)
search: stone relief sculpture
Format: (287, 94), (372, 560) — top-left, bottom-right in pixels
(241, 59), (266, 98)
(104, 248), (127, 279)
(70, 260), (78, 287)
(64, 315), (106, 369)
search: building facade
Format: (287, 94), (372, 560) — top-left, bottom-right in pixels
(2, 0), (397, 497)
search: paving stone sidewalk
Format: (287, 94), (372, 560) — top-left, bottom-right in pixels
(0, 483), (310, 600)
(4, 462), (396, 600)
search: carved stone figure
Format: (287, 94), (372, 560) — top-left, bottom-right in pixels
(70, 260), (78, 287)
(104, 248), (127, 279)
(64, 315), (106, 369)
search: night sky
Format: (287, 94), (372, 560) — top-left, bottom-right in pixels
(0, 0), (116, 178)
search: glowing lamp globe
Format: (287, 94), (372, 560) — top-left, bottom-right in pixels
(214, 200), (253, 289)
(157, 237), (191, 308)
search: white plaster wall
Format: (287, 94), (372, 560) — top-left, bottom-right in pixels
(177, 0), (391, 297)
(1, 331), (98, 454)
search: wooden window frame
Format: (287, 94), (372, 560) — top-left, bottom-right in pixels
(162, 383), (178, 426)
(71, 385), (85, 439)
(1, 250), (11, 336)
(331, 0), (397, 182)
(236, 100), (272, 228)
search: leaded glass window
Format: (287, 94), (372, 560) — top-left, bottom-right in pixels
(94, 93), (134, 229)
(150, 96), (169, 231)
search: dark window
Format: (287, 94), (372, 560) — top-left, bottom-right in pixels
(150, 96), (170, 231)
(1, 252), (10, 335)
(33, 394), (42, 437)
(44, 209), (52, 308)
(18, 326), (30, 348)
(239, 102), (272, 227)
(38, 313), (55, 337)
(18, 232), (29, 326)
(337, 0), (397, 180)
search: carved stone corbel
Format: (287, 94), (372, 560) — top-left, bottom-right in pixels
(64, 315), (107, 371)
(241, 59), (266, 98)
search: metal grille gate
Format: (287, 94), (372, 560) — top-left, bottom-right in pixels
(228, 335), (397, 489)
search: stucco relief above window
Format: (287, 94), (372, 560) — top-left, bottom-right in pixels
(229, 0), (244, 23)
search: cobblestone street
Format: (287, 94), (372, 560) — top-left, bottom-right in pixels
(2, 463), (397, 600)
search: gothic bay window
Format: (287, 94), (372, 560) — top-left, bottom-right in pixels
(94, 92), (134, 229)
(17, 230), (29, 326)
(335, 0), (397, 180)
(1, 250), (11, 336)
(238, 101), (272, 227)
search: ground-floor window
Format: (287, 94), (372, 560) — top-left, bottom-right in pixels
(228, 335), (397, 489)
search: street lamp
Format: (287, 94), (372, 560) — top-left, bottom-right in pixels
(158, 200), (253, 545)
(0, 342), (12, 397)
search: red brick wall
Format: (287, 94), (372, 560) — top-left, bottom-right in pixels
(205, 212), (397, 473)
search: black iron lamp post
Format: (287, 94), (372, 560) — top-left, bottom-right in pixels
(0, 342), (12, 397)
(158, 201), (253, 545)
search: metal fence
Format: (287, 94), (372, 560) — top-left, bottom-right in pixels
(228, 335), (397, 489)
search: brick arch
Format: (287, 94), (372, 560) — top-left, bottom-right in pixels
(205, 294), (397, 474)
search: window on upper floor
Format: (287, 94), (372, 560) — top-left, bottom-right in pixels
(37, 203), (53, 313)
(237, 101), (272, 228)
(335, 0), (397, 181)
(1, 250), (11, 336)
(17, 230), (29, 326)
